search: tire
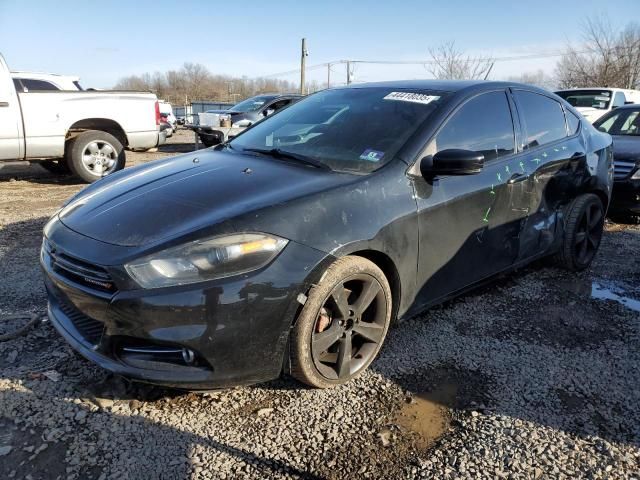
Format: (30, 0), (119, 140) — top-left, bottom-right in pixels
(39, 159), (70, 175)
(555, 193), (605, 271)
(290, 256), (392, 388)
(66, 130), (125, 183)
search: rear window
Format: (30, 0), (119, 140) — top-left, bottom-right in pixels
(514, 91), (567, 148)
(555, 89), (612, 110)
(20, 79), (59, 91)
(566, 109), (581, 135)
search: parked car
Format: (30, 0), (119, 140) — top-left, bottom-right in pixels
(42, 80), (612, 390)
(11, 71), (83, 91)
(593, 104), (640, 221)
(191, 93), (302, 147)
(0, 54), (164, 182)
(555, 87), (640, 123)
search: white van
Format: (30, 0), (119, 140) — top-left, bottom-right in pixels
(555, 88), (640, 123)
(159, 101), (177, 130)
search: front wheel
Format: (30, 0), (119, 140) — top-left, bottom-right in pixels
(556, 193), (605, 271)
(290, 256), (392, 388)
(66, 130), (125, 183)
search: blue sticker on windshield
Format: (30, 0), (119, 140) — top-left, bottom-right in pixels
(360, 149), (384, 162)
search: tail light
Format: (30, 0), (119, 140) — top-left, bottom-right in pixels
(154, 101), (161, 126)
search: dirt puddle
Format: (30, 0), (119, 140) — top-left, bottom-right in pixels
(395, 383), (457, 449)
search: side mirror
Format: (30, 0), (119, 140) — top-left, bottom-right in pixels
(264, 108), (275, 117)
(421, 149), (484, 177)
(597, 126), (607, 133)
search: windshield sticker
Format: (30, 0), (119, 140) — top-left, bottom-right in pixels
(360, 149), (385, 162)
(383, 92), (440, 105)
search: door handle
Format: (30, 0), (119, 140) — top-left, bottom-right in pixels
(0, 102), (9, 107)
(507, 172), (528, 184)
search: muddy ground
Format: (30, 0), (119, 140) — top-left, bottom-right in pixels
(0, 129), (638, 479)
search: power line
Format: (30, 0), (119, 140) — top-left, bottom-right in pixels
(264, 45), (640, 79)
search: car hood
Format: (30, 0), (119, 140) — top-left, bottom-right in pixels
(58, 150), (348, 247)
(611, 135), (640, 161)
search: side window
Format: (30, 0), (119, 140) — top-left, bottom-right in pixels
(566, 109), (581, 135)
(269, 99), (291, 112)
(12, 78), (24, 92)
(20, 79), (59, 91)
(514, 91), (566, 148)
(430, 91), (515, 162)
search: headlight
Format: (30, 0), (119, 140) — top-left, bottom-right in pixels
(125, 233), (288, 289)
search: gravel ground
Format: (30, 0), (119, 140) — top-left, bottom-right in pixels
(0, 129), (639, 479)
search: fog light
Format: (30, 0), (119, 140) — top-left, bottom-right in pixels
(182, 348), (195, 365)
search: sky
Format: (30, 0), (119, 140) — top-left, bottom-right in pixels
(1, 0), (638, 90)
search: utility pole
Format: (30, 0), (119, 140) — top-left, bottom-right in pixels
(327, 63), (331, 89)
(300, 38), (308, 95)
(346, 61), (351, 85)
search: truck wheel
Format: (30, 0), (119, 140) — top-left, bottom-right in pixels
(555, 193), (605, 271)
(39, 159), (70, 175)
(66, 130), (125, 183)
(290, 256), (392, 388)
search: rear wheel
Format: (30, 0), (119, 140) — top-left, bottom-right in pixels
(556, 194), (605, 271)
(290, 256), (392, 388)
(66, 130), (125, 183)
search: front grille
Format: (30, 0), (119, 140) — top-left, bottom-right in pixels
(44, 239), (116, 294)
(614, 159), (638, 180)
(58, 297), (105, 346)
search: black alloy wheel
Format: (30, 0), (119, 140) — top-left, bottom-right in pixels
(290, 256), (392, 388)
(311, 274), (387, 380)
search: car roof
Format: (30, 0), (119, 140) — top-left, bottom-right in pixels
(339, 79), (548, 94)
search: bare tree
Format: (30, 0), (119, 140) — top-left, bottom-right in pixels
(506, 69), (555, 90)
(556, 17), (640, 89)
(428, 41), (494, 80)
(114, 63), (298, 105)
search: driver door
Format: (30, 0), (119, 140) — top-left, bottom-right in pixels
(411, 90), (528, 307)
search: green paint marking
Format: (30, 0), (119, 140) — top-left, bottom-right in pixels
(505, 165), (511, 174)
(532, 158), (541, 164)
(562, 145), (567, 150)
(519, 161), (525, 172)
(553, 148), (559, 152)
(496, 172), (502, 182)
(490, 184), (496, 195)
(542, 152), (548, 158)
(483, 207), (491, 223)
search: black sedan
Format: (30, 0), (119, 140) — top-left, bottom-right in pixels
(593, 104), (640, 221)
(41, 81), (612, 389)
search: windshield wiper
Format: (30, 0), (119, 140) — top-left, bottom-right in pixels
(241, 148), (330, 170)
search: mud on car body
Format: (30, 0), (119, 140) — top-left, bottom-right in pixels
(41, 81), (613, 389)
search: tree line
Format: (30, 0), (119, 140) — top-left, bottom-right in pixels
(114, 63), (299, 105)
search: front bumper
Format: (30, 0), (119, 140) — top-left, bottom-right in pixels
(610, 178), (640, 215)
(42, 223), (330, 389)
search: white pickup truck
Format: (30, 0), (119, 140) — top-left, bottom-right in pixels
(0, 54), (164, 182)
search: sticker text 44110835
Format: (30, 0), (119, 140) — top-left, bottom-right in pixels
(383, 92), (440, 105)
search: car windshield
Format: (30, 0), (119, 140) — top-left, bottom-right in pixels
(229, 87), (448, 173)
(555, 90), (612, 110)
(594, 108), (640, 136)
(228, 96), (274, 112)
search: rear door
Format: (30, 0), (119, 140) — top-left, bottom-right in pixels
(510, 89), (583, 261)
(412, 90), (528, 306)
(0, 57), (23, 160)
